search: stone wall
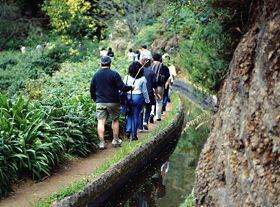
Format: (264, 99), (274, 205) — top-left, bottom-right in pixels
(194, 1), (280, 206)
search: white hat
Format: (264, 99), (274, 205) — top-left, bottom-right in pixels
(162, 53), (170, 59)
(140, 50), (152, 60)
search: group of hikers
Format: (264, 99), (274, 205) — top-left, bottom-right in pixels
(89, 45), (176, 149)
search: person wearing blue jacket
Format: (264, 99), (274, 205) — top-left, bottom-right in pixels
(123, 61), (150, 140)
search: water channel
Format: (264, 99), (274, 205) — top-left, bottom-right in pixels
(89, 129), (205, 207)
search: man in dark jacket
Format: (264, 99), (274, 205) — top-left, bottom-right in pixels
(151, 53), (170, 121)
(90, 56), (134, 149)
(140, 51), (157, 130)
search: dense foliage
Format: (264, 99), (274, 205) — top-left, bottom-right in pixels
(163, 1), (232, 93)
(0, 0), (45, 50)
(42, 0), (102, 40)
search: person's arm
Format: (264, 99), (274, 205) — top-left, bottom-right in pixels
(152, 72), (157, 89)
(116, 73), (133, 92)
(142, 78), (150, 103)
(89, 77), (96, 102)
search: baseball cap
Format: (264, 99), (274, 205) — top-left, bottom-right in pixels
(100, 55), (111, 65)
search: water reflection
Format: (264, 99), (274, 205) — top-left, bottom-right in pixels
(90, 138), (178, 207)
(128, 161), (169, 207)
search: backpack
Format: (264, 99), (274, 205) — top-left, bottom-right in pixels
(153, 63), (165, 86)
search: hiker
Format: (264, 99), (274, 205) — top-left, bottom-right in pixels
(90, 55), (135, 149)
(20, 45), (26, 53)
(162, 53), (174, 111)
(139, 44), (152, 60)
(107, 47), (114, 57)
(127, 48), (135, 62)
(139, 51), (157, 130)
(151, 53), (170, 121)
(100, 48), (107, 56)
(134, 50), (140, 61)
(123, 61), (150, 140)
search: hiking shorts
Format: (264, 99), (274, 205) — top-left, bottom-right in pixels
(96, 103), (120, 120)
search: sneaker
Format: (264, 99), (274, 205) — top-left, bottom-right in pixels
(143, 122), (148, 130)
(126, 132), (130, 140)
(150, 115), (154, 123)
(112, 138), (122, 147)
(156, 118), (161, 121)
(98, 141), (106, 150)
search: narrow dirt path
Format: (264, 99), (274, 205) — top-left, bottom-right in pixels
(0, 104), (172, 207)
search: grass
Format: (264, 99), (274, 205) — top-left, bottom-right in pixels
(179, 192), (195, 207)
(33, 93), (180, 207)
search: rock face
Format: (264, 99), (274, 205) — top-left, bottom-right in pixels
(194, 1), (280, 206)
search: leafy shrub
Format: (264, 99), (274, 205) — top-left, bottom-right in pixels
(177, 19), (231, 93)
(0, 94), (64, 197)
(134, 23), (161, 48)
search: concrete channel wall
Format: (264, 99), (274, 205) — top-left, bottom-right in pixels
(53, 100), (184, 207)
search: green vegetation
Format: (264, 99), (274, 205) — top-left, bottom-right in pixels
(158, 1), (233, 93)
(33, 93), (180, 207)
(175, 96), (211, 159)
(179, 192), (195, 207)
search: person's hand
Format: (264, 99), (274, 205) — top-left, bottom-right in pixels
(131, 85), (135, 90)
(156, 93), (162, 100)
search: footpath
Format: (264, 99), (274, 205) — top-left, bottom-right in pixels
(0, 104), (172, 207)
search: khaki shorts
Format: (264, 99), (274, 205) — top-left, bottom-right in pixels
(96, 103), (120, 120)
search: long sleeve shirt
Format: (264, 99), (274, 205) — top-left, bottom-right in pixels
(143, 66), (157, 94)
(90, 68), (132, 103)
(123, 75), (150, 103)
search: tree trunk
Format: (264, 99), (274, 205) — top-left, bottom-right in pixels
(194, 1), (280, 206)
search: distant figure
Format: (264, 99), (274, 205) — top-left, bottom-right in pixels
(45, 42), (53, 49)
(127, 48), (135, 62)
(100, 48), (107, 57)
(36, 44), (43, 50)
(107, 47), (114, 57)
(139, 44), (152, 61)
(134, 50), (140, 61)
(20, 45), (26, 53)
(162, 53), (177, 77)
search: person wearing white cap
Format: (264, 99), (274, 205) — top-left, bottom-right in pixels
(139, 51), (157, 129)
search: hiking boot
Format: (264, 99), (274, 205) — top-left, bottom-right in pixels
(131, 135), (138, 141)
(126, 132), (131, 140)
(98, 141), (106, 150)
(143, 122), (149, 130)
(150, 115), (154, 123)
(112, 138), (122, 147)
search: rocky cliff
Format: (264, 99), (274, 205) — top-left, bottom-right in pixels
(194, 1), (280, 206)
